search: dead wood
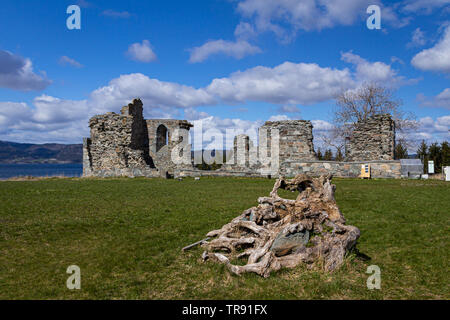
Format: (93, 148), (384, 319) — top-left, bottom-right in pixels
(182, 237), (210, 251)
(196, 174), (360, 277)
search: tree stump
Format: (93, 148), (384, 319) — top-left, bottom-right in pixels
(198, 174), (360, 277)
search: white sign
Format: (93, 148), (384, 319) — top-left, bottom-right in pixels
(428, 160), (434, 174)
(444, 167), (450, 182)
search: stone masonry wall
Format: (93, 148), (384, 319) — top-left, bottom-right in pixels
(280, 160), (401, 178)
(83, 98), (400, 179)
(83, 99), (194, 178)
(222, 134), (257, 171)
(346, 114), (395, 161)
(83, 99), (158, 177)
(82, 137), (93, 177)
(146, 119), (193, 176)
(175, 160), (401, 179)
(260, 120), (317, 162)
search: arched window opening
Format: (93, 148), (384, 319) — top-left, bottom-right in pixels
(156, 124), (168, 152)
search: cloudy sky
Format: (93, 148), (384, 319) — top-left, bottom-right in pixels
(0, 0), (449, 151)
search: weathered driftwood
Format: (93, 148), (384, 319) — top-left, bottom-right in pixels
(199, 174), (360, 278)
(182, 238), (211, 251)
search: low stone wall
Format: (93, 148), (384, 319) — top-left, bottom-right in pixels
(174, 160), (401, 179)
(83, 166), (160, 178)
(174, 168), (271, 179)
(281, 160), (401, 178)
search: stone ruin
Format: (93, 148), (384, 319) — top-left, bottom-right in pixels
(345, 114), (395, 161)
(184, 174), (360, 277)
(83, 99), (193, 178)
(222, 120), (317, 173)
(146, 118), (193, 177)
(262, 120), (317, 162)
(83, 98), (397, 179)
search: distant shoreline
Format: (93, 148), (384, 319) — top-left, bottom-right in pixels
(0, 160), (82, 164)
(0, 140), (82, 164)
(0, 163), (83, 180)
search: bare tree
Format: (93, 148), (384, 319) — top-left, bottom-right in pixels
(321, 83), (418, 154)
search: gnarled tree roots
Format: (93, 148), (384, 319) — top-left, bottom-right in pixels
(199, 174), (360, 278)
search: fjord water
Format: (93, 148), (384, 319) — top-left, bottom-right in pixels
(0, 163), (83, 179)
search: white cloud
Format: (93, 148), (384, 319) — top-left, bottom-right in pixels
(228, 0), (450, 44)
(417, 88), (450, 109)
(0, 97), (89, 144)
(0, 96), (88, 129)
(184, 108), (210, 121)
(205, 53), (413, 105)
(126, 40), (157, 63)
(184, 110), (263, 150)
(311, 119), (335, 151)
(411, 25), (450, 73)
(205, 52), (411, 106)
(0, 121), (90, 144)
(234, 22), (257, 40)
(408, 28), (427, 47)
(89, 73), (215, 115)
(0, 53), (421, 144)
(0, 50), (51, 91)
(311, 119), (334, 132)
(0, 102), (32, 129)
(188, 40), (262, 63)
(408, 115), (450, 145)
(59, 56), (83, 68)
(186, 113), (336, 151)
(268, 114), (291, 121)
(206, 61), (354, 105)
(234, 0), (409, 42)
(341, 51), (410, 86)
(31, 95), (88, 124)
(237, 0), (371, 36)
(402, 0), (450, 14)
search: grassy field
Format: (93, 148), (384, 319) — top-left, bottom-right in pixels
(0, 177), (448, 300)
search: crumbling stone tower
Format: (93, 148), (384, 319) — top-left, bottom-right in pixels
(83, 98), (193, 177)
(259, 120), (317, 163)
(83, 99), (155, 177)
(345, 114), (395, 161)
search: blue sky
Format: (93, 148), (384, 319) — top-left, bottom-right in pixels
(0, 0), (449, 150)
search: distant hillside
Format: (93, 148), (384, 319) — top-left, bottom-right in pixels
(0, 141), (82, 164)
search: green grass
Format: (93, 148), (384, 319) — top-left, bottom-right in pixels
(0, 177), (448, 299)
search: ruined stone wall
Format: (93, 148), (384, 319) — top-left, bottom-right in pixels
(83, 99), (158, 177)
(82, 138), (93, 177)
(345, 114), (395, 161)
(83, 99), (194, 178)
(280, 160), (401, 179)
(83, 98), (400, 179)
(146, 119), (193, 176)
(260, 120), (317, 162)
(222, 134), (258, 171)
(223, 121), (317, 171)
(175, 168), (270, 179)
(175, 160), (402, 179)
